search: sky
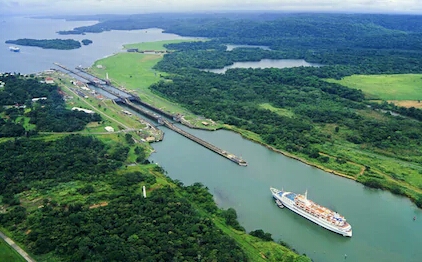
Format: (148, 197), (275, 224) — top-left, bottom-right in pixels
(1, 0), (422, 15)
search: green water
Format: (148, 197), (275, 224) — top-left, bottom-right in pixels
(149, 124), (422, 262)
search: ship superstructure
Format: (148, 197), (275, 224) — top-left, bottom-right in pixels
(270, 187), (352, 237)
(9, 46), (20, 52)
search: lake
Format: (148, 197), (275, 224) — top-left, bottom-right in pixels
(202, 59), (321, 74)
(0, 16), (190, 74)
(225, 44), (271, 51)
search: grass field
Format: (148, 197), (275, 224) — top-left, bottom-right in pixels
(259, 103), (294, 118)
(0, 238), (25, 262)
(326, 74), (422, 101)
(123, 39), (198, 51)
(388, 100), (422, 109)
(92, 52), (163, 91)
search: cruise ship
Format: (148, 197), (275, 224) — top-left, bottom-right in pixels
(9, 46), (20, 52)
(270, 187), (352, 237)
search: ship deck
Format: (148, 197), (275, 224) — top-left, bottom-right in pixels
(295, 195), (350, 228)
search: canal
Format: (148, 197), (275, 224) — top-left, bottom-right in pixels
(148, 123), (422, 262)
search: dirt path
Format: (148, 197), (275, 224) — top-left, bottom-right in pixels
(0, 231), (35, 262)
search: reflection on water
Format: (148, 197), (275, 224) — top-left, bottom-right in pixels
(202, 59), (321, 74)
(225, 44), (271, 51)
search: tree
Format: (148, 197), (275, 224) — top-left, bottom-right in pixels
(125, 133), (134, 144)
(415, 194), (422, 208)
(249, 229), (273, 241)
(222, 208), (245, 231)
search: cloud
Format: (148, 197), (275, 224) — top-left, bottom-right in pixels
(1, 0), (422, 15)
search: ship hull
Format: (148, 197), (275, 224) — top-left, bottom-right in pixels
(9, 46), (20, 52)
(271, 187), (352, 237)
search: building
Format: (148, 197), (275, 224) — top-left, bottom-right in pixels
(71, 107), (95, 114)
(105, 126), (114, 132)
(32, 97), (47, 102)
(45, 77), (55, 84)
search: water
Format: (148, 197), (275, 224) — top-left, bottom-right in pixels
(203, 59), (321, 74)
(149, 126), (422, 262)
(0, 16), (189, 74)
(2, 16), (422, 262)
(225, 44), (271, 51)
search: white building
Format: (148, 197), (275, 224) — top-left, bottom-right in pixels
(32, 97), (47, 102)
(71, 107), (95, 114)
(105, 126), (114, 132)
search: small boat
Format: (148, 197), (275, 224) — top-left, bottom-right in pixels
(9, 46), (20, 52)
(275, 199), (284, 208)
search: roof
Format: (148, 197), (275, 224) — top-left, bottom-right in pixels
(72, 107), (94, 114)
(105, 126), (114, 132)
(286, 192), (297, 201)
(32, 97), (47, 102)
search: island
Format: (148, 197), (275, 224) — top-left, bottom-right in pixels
(4, 38), (89, 50)
(81, 39), (93, 45)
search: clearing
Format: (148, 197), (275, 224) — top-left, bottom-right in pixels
(326, 74), (422, 101)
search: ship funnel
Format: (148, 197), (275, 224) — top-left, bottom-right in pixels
(305, 189), (308, 200)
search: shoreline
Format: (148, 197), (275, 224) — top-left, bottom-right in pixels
(221, 125), (422, 209)
(222, 125), (357, 181)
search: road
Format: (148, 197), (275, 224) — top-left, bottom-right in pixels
(0, 231), (35, 262)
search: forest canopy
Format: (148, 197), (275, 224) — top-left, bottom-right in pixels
(0, 74), (101, 136)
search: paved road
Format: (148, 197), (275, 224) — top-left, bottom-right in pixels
(0, 231), (35, 262)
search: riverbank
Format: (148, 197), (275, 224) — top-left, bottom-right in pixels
(223, 125), (357, 180)
(223, 124), (422, 208)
